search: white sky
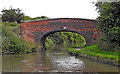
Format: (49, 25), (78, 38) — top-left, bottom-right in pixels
(0, 0), (99, 19)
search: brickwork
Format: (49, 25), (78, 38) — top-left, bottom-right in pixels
(20, 18), (101, 50)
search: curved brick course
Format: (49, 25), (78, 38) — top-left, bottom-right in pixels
(20, 18), (101, 50)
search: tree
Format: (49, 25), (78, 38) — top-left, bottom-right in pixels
(1, 7), (24, 23)
(95, 1), (120, 51)
(24, 16), (48, 21)
(0, 14), (2, 22)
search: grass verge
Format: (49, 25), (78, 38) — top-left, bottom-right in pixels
(69, 44), (119, 63)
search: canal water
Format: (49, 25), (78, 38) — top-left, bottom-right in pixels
(2, 44), (119, 72)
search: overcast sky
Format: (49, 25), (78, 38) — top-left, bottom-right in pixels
(0, 0), (99, 19)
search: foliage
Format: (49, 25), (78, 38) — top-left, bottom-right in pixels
(1, 22), (40, 54)
(7, 22), (18, 26)
(0, 27), (1, 51)
(0, 14), (2, 22)
(98, 36), (120, 51)
(95, 1), (120, 51)
(1, 6), (48, 23)
(24, 16), (31, 21)
(1, 7), (24, 23)
(24, 16), (48, 21)
(45, 31), (86, 48)
(46, 37), (54, 48)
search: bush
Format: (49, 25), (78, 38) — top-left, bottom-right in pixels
(95, 2), (120, 52)
(8, 22), (17, 26)
(98, 37), (118, 51)
(1, 23), (40, 54)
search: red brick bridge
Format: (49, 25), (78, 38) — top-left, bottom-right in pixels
(20, 18), (101, 50)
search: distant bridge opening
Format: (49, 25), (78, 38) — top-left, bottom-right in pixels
(44, 30), (86, 49)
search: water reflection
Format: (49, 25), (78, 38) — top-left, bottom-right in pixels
(51, 56), (85, 72)
(46, 44), (85, 72)
(2, 52), (53, 72)
(80, 58), (119, 72)
(22, 52), (53, 72)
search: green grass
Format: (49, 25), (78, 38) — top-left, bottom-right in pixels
(69, 44), (119, 62)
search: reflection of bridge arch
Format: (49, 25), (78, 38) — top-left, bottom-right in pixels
(20, 18), (101, 50)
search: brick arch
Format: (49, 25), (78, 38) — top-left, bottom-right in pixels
(20, 18), (101, 50)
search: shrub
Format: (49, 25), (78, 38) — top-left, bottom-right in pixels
(8, 22), (17, 26)
(98, 37), (118, 51)
(1, 23), (40, 54)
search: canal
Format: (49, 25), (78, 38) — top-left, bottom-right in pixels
(2, 43), (119, 72)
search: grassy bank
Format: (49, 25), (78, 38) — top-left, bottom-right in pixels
(1, 22), (41, 54)
(69, 44), (119, 63)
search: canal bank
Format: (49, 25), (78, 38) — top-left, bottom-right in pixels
(68, 44), (119, 67)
